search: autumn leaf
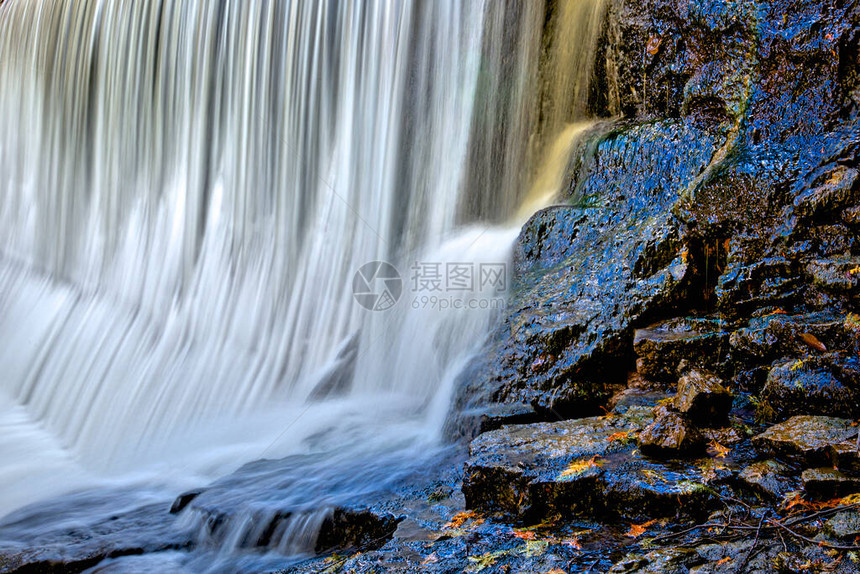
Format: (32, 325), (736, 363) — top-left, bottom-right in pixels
(511, 529), (536, 540)
(789, 359), (805, 372)
(849, 266), (860, 275)
(762, 308), (788, 317)
(626, 519), (658, 538)
(465, 550), (508, 572)
(563, 536), (582, 550)
(445, 510), (480, 529)
(421, 553), (440, 565)
(799, 333), (827, 352)
(840, 493), (860, 505)
(558, 455), (603, 480)
(646, 35), (662, 55)
(715, 556), (733, 566)
(519, 539), (549, 557)
(845, 313), (860, 333)
(708, 439), (731, 459)
(608, 431), (633, 443)
(544, 570), (567, 574)
(640, 468), (668, 484)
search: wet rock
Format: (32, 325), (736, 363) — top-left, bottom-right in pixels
(450, 121), (716, 424)
(829, 440), (860, 476)
(728, 311), (856, 368)
(673, 369), (733, 426)
(170, 489), (204, 514)
(477, 402), (541, 433)
(760, 357), (860, 420)
(608, 548), (699, 574)
(315, 508), (402, 554)
(806, 257), (860, 294)
(793, 166), (859, 219)
(701, 426), (745, 447)
(464, 407), (714, 521)
(638, 407), (706, 456)
(802, 467), (860, 500)
(752, 416), (855, 467)
(633, 318), (729, 383)
(737, 460), (800, 502)
(0, 494), (192, 574)
(824, 511), (860, 541)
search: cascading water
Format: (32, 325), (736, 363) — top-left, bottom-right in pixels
(0, 0), (607, 567)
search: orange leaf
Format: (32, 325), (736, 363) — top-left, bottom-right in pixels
(646, 35), (662, 55)
(564, 537), (582, 550)
(511, 529), (536, 540)
(558, 455), (603, 480)
(762, 308), (787, 317)
(708, 439), (731, 459)
(799, 333), (827, 352)
(626, 519), (657, 538)
(715, 556), (733, 565)
(608, 431), (632, 443)
(445, 511), (480, 529)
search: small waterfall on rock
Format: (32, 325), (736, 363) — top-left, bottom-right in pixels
(0, 0), (607, 566)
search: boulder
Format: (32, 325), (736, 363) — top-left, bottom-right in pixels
(802, 468), (860, 500)
(633, 318), (729, 382)
(638, 407), (706, 456)
(737, 460), (800, 502)
(752, 416), (855, 466)
(673, 369), (733, 426)
(829, 440), (860, 476)
(806, 257), (860, 294)
(463, 407), (715, 522)
(824, 511), (860, 541)
(760, 357), (860, 420)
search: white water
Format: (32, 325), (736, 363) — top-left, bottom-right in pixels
(0, 0), (606, 558)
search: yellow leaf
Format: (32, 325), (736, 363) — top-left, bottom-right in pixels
(640, 468), (668, 484)
(849, 266), (860, 275)
(558, 455), (603, 480)
(840, 493), (860, 505)
(465, 550), (508, 572)
(519, 539), (549, 557)
(708, 439), (731, 459)
(626, 519), (658, 538)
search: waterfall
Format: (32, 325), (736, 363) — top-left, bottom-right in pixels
(0, 0), (606, 551)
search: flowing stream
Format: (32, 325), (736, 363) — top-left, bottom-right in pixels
(0, 0), (606, 567)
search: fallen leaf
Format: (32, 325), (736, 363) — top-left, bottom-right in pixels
(626, 519), (658, 538)
(849, 266), (860, 275)
(708, 439), (731, 459)
(563, 536), (582, 550)
(640, 468), (668, 484)
(519, 539), (549, 557)
(558, 455), (603, 480)
(762, 308), (787, 317)
(511, 529), (536, 540)
(608, 431), (632, 443)
(799, 333), (827, 352)
(421, 553), (440, 565)
(465, 550), (508, 572)
(445, 510), (481, 529)
(646, 35), (662, 55)
(545, 570), (567, 574)
(715, 556), (733, 565)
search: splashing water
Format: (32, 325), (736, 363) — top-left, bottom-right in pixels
(0, 0), (606, 562)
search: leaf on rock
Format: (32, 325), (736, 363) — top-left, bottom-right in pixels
(626, 519), (658, 538)
(799, 333), (827, 352)
(445, 510), (481, 529)
(557, 455), (603, 480)
(511, 529), (536, 540)
(465, 550), (508, 572)
(708, 439), (731, 459)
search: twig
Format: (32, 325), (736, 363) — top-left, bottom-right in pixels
(768, 518), (860, 551)
(736, 510), (768, 573)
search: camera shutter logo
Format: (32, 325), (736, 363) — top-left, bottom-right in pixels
(352, 261), (402, 311)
